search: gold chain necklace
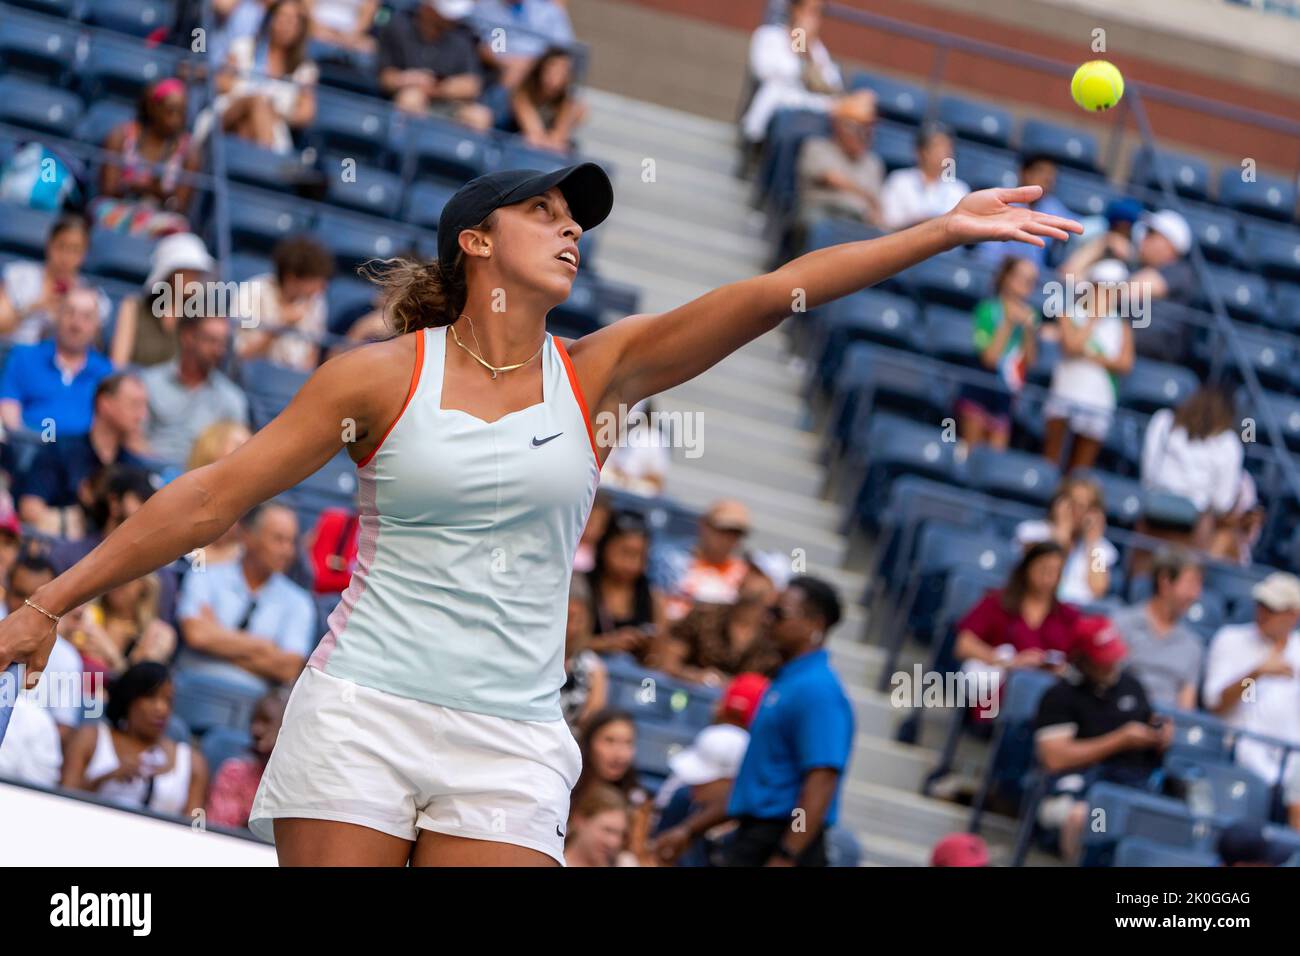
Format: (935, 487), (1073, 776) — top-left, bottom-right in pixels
(448, 314), (544, 380)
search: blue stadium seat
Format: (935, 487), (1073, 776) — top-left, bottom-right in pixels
(0, 201), (57, 257)
(821, 287), (920, 356)
(1082, 782), (1215, 863)
(1129, 147), (1211, 201)
(896, 521), (1018, 641)
(225, 252), (270, 283)
(938, 94), (1013, 149)
(326, 275), (377, 336)
(283, 451), (359, 531)
(1181, 589), (1225, 642)
(802, 217), (878, 253)
(548, 274), (604, 339)
(83, 228), (157, 284)
(892, 252), (994, 309)
(81, 35), (181, 102)
(1203, 562), (1271, 622)
(0, 11), (79, 80)
(869, 118), (919, 173)
(402, 179), (458, 231)
(74, 100), (135, 149)
(632, 720), (695, 786)
(400, 115), (493, 182)
(1244, 387), (1300, 451)
(82, 0), (175, 38)
(171, 669), (265, 735)
(7, 0), (76, 17)
(1074, 468), (1143, 528)
(754, 108), (828, 210)
(1196, 264), (1271, 325)
(495, 138), (574, 174)
(0, 75), (83, 137)
(847, 411), (958, 523)
(201, 726), (254, 778)
(322, 157), (404, 218)
(963, 446), (1060, 507)
(1019, 119), (1098, 171)
(164, 712), (191, 743)
(227, 186), (313, 253)
(1140, 489), (1200, 531)
(311, 91), (393, 167)
(1243, 219), (1300, 283)
(1113, 836), (1216, 867)
(969, 668), (1059, 828)
(1117, 357), (1199, 415)
(1276, 282), (1300, 332)
(1051, 168), (1115, 219)
(1216, 166), (1296, 223)
(848, 72), (928, 125)
(222, 136), (315, 190)
(1165, 755), (1273, 824)
(1227, 327), (1294, 391)
(1157, 707), (1234, 764)
(952, 141), (1018, 191)
(241, 360), (310, 429)
(602, 654), (673, 723)
(1179, 202), (1241, 266)
(919, 304), (981, 368)
(314, 209), (419, 270)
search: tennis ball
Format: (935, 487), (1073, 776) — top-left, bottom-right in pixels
(1071, 60), (1124, 112)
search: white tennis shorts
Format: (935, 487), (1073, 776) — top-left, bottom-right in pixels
(248, 665), (583, 863)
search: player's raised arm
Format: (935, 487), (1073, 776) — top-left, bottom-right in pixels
(588, 186), (1080, 408)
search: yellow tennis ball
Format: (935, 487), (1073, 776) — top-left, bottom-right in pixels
(1071, 60), (1124, 112)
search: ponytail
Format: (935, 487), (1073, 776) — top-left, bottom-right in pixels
(360, 256), (466, 335)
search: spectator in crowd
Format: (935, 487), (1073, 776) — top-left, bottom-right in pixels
(205, 688), (289, 829)
(740, 0), (847, 146)
(1140, 385), (1257, 561)
(212, 0), (320, 154)
(376, 0), (492, 129)
(930, 832), (990, 867)
(0, 690), (62, 787)
(175, 502), (315, 695)
(310, 0), (379, 53)
(111, 232), (218, 369)
(561, 572), (608, 731)
(656, 558), (783, 685)
(584, 510), (666, 660)
(571, 709), (653, 863)
(492, 45), (587, 152)
(236, 235), (334, 371)
(1015, 477), (1117, 605)
(720, 576), (853, 867)
(879, 124), (970, 231)
(15, 373), (150, 539)
(185, 421), (254, 566)
(73, 574), (177, 683)
(1042, 259), (1135, 471)
(955, 255), (1040, 451)
(92, 79), (201, 238)
(476, 0), (576, 89)
(1109, 549), (1204, 711)
(45, 467), (161, 579)
(0, 213), (110, 344)
(0, 288), (113, 437)
(1203, 572), (1300, 787)
(664, 499), (753, 621)
(954, 540), (1079, 679)
(976, 154), (1075, 268)
(1033, 616), (1170, 864)
(1062, 208), (1195, 306)
(599, 399), (670, 498)
(139, 313), (250, 466)
(62, 662), (209, 818)
(1, 553), (86, 742)
(0, 508), (19, 594)
(572, 488), (611, 574)
(564, 783), (635, 867)
(1217, 821), (1293, 867)
(210, 0), (272, 69)
(795, 91), (884, 229)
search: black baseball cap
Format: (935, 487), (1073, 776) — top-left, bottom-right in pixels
(436, 162), (614, 270)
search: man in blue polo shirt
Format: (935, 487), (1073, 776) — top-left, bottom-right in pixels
(721, 575), (855, 867)
(0, 288), (113, 437)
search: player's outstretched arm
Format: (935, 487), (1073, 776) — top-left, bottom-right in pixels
(581, 186), (1080, 409)
(0, 338), (408, 685)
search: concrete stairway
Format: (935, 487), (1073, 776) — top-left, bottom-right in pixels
(579, 87), (1056, 866)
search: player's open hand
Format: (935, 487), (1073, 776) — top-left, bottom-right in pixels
(942, 185), (1083, 248)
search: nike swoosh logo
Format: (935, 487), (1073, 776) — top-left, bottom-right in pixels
(556, 825), (565, 838)
(532, 432), (563, 447)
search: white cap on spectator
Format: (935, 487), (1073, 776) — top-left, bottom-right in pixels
(749, 549), (792, 589)
(668, 724), (749, 786)
(146, 232), (216, 289)
(1251, 572), (1300, 613)
(1139, 209), (1192, 257)
(430, 0), (474, 19)
(1088, 257), (1129, 284)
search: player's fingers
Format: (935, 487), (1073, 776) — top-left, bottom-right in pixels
(1011, 230), (1047, 248)
(1032, 212), (1085, 234)
(996, 185), (1044, 204)
(1025, 221), (1073, 241)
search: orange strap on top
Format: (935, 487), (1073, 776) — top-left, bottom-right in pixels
(553, 337), (600, 465)
(356, 329), (425, 469)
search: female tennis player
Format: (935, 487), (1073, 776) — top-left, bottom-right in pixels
(0, 162), (1079, 865)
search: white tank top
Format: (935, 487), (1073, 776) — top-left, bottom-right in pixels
(310, 325), (601, 721)
(86, 721), (193, 816)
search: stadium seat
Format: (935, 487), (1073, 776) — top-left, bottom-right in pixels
(0, 201), (57, 257)
(1181, 589), (1226, 641)
(1216, 166), (1296, 223)
(82, 0), (175, 38)
(938, 94), (1013, 149)
(846, 411), (958, 525)
(495, 138), (574, 174)
(1117, 357), (1199, 415)
(892, 252), (994, 310)
(632, 719), (695, 786)
(1225, 327), (1295, 391)
(83, 228), (157, 284)
(802, 216), (878, 253)
(919, 304), (981, 367)
(1128, 147), (1211, 201)
(1243, 387), (1300, 451)
(821, 287), (920, 357)
(1196, 264), (1271, 325)
(1242, 219), (1300, 283)
(952, 141), (1018, 191)
(963, 446), (1060, 507)
(753, 108), (828, 212)
(200, 726), (254, 779)
(311, 91), (394, 167)
(326, 275), (377, 336)
(225, 252), (270, 283)
(241, 360), (311, 430)
(1073, 469), (1143, 528)
(0, 11), (79, 80)
(892, 521), (1018, 644)
(74, 100), (135, 151)
(314, 209), (419, 271)
(871, 119), (920, 173)
(548, 274), (604, 339)
(1140, 489), (1200, 531)
(1051, 168), (1115, 219)
(221, 136), (318, 190)
(1179, 202), (1242, 266)
(228, 186), (314, 253)
(1164, 754), (1272, 823)
(968, 668), (1059, 833)
(7, 0), (76, 17)
(1157, 707), (1235, 764)
(1113, 836), (1216, 867)
(0, 75), (83, 137)
(1082, 782), (1216, 864)
(322, 157), (404, 218)
(81, 35), (181, 103)
(164, 712), (191, 743)
(1019, 118), (1098, 171)
(283, 450), (359, 531)
(1203, 563), (1271, 623)
(402, 179), (458, 231)
(848, 71), (928, 125)
(400, 115), (493, 182)
(171, 669), (265, 735)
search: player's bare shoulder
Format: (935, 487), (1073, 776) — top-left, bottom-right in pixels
(301, 332), (420, 441)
